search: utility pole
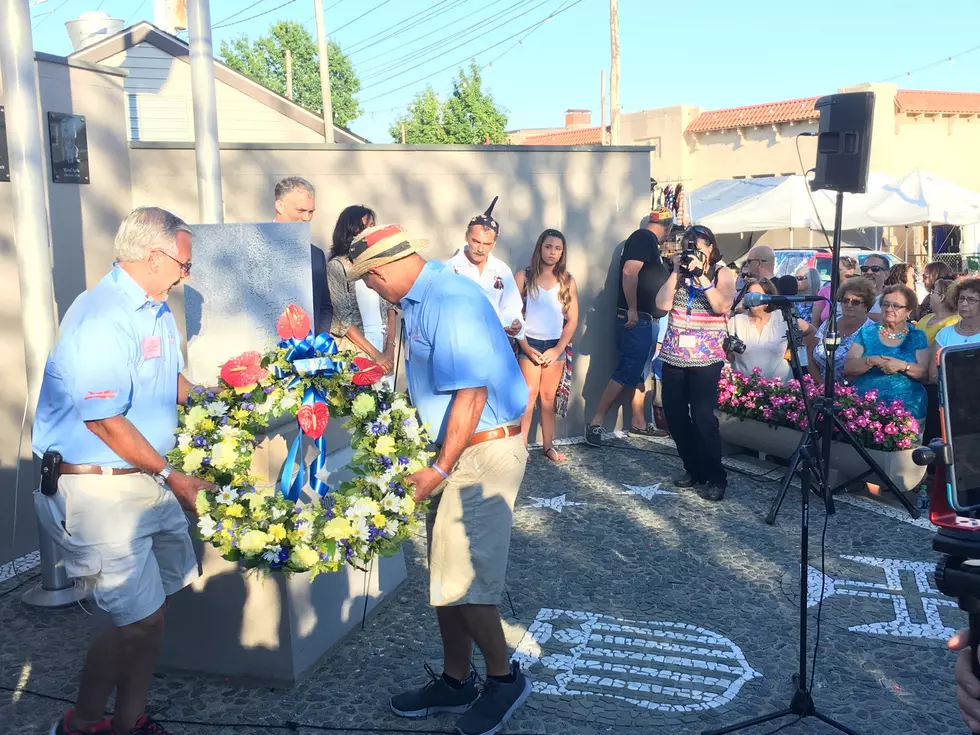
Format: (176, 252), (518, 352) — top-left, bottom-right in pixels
(285, 48), (293, 100)
(1, 0), (82, 608)
(187, 0), (224, 223)
(609, 0), (620, 145)
(600, 69), (607, 146)
(401, 124), (406, 144)
(313, 0), (334, 143)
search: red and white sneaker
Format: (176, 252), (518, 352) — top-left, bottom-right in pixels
(50, 709), (113, 735)
(121, 715), (174, 734)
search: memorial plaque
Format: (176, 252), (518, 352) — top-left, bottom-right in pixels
(0, 107), (9, 183)
(184, 222), (313, 383)
(47, 112), (89, 184)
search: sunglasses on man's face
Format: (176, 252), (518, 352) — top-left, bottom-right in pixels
(745, 258), (768, 266)
(861, 265), (886, 274)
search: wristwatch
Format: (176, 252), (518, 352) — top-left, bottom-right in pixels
(904, 362), (911, 374)
(154, 464), (174, 487)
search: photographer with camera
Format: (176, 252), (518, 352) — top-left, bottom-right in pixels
(656, 225), (735, 501)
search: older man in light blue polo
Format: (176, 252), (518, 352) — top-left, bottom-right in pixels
(347, 223), (531, 735)
(33, 207), (215, 735)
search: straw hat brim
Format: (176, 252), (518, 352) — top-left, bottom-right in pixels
(346, 238), (429, 282)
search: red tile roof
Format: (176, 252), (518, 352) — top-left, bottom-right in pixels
(520, 126), (605, 145)
(896, 89), (980, 115)
(686, 97), (818, 133)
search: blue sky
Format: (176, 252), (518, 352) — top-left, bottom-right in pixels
(30, 0), (980, 143)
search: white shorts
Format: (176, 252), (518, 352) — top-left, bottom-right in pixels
(34, 473), (198, 626)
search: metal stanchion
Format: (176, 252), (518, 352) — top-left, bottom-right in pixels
(1, 0), (83, 608)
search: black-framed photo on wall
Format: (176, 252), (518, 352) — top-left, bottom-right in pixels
(0, 107), (9, 183)
(47, 112), (89, 184)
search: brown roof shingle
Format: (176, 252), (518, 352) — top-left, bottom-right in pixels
(686, 97), (818, 133)
(896, 89), (980, 115)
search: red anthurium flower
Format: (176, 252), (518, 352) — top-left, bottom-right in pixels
(297, 402), (330, 439)
(220, 351), (269, 389)
(351, 356), (385, 386)
(277, 304), (312, 341)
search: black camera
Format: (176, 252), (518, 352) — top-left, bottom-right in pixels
(724, 335), (746, 355)
(677, 248), (704, 279)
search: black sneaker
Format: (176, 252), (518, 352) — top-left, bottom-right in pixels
(124, 716), (172, 735)
(673, 472), (696, 489)
(390, 664), (479, 718)
(628, 424), (669, 438)
(455, 662), (532, 735)
(697, 483), (727, 502)
(584, 424), (604, 447)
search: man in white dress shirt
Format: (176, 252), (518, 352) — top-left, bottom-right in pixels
(447, 197), (524, 339)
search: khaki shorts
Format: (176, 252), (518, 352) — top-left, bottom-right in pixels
(426, 432), (528, 607)
(34, 473), (198, 626)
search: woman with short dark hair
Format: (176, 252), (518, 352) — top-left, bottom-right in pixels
(656, 225), (736, 501)
(844, 283), (930, 423)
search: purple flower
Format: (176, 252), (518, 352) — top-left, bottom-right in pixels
(378, 456), (393, 470)
(278, 548), (289, 562)
(193, 386), (205, 394)
(265, 386), (275, 394)
(884, 423), (899, 435)
(370, 423), (383, 435)
(873, 430), (886, 443)
(206, 391), (216, 400)
(201, 456), (211, 466)
(242, 402), (255, 411)
(193, 436), (207, 448)
(897, 437), (912, 450)
(398, 456), (409, 466)
(220, 416), (228, 425)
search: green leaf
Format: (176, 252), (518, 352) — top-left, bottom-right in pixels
(222, 549), (242, 562)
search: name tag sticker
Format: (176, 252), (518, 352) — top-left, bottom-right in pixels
(678, 334), (696, 349)
(142, 336), (162, 359)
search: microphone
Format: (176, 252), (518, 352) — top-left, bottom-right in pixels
(775, 274), (799, 297)
(744, 292), (826, 308)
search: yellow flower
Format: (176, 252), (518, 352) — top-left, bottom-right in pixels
(224, 503), (244, 518)
(322, 516), (353, 541)
(374, 435), (396, 456)
(238, 530), (273, 554)
(216, 529), (233, 547)
(351, 393), (377, 419)
(184, 406), (208, 432)
(182, 448), (206, 474)
(211, 441), (238, 470)
(232, 408), (252, 423)
(199, 418), (216, 432)
(195, 491), (211, 515)
(243, 493), (266, 509)
(402, 497), (416, 515)
(290, 544), (319, 569)
(372, 513), (387, 529)
(268, 523), (287, 543)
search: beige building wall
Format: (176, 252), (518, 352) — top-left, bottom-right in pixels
(0, 55), (134, 565)
(620, 105), (701, 186)
(99, 42), (326, 144)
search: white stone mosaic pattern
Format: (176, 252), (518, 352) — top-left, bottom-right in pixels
(523, 494), (586, 513)
(806, 556), (958, 641)
(0, 551), (40, 584)
(620, 483), (677, 500)
(514, 608), (760, 713)
(834, 493), (934, 530)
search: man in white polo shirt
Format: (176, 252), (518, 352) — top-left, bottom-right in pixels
(447, 197), (524, 339)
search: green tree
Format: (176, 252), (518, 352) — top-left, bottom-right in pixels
(389, 87), (447, 144)
(389, 62), (508, 144)
(219, 21), (361, 128)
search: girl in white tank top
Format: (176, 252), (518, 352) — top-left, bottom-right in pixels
(514, 229), (579, 462)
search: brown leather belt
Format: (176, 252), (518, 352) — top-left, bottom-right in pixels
(467, 424), (520, 448)
(60, 463), (142, 476)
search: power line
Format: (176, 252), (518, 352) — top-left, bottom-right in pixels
(879, 42), (980, 82)
(330, 0), (396, 36)
(303, 0), (350, 27)
(356, 0), (518, 74)
(32, 0), (73, 30)
(124, 0), (151, 27)
(360, 0), (584, 106)
(213, 0), (299, 30)
(212, 0), (271, 28)
(344, 0), (473, 56)
(359, 0), (557, 89)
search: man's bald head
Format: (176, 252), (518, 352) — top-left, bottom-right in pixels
(745, 245), (775, 280)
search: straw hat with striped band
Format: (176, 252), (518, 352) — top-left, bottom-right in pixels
(346, 224), (428, 282)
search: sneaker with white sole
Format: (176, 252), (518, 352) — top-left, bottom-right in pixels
(50, 709), (113, 735)
(584, 424), (604, 447)
(390, 664), (479, 718)
(454, 661), (532, 735)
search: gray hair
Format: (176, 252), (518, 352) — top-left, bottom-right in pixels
(113, 207), (191, 262)
(794, 266), (821, 296)
(274, 176), (315, 201)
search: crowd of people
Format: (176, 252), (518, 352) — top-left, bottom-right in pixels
(25, 176), (980, 735)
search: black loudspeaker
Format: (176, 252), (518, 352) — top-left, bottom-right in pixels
(809, 91), (875, 194)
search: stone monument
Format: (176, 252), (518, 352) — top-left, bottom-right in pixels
(159, 222), (407, 684)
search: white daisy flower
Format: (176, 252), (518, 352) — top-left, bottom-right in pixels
(381, 493), (401, 512)
(349, 518), (370, 542)
(391, 398), (409, 414)
(198, 515), (217, 539)
(216, 486), (238, 505)
(205, 401), (228, 418)
(270, 505), (287, 520)
(384, 519), (401, 536)
(177, 434), (192, 450)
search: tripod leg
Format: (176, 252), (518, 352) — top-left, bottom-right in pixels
(765, 436), (806, 525)
(700, 708), (795, 735)
(830, 413), (920, 518)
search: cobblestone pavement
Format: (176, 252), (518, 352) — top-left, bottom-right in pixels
(0, 437), (965, 734)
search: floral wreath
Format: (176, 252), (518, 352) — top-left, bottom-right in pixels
(168, 305), (432, 578)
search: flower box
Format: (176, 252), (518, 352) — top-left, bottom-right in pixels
(159, 421), (408, 685)
(717, 414), (925, 493)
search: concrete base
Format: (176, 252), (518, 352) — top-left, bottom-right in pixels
(159, 418), (409, 685)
